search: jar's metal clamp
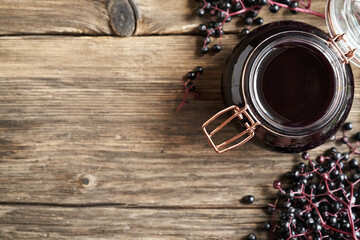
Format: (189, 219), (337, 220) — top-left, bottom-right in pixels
(202, 105), (260, 154)
(328, 33), (357, 64)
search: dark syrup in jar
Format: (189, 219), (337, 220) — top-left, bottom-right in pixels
(257, 43), (335, 127)
(221, 21), (354, 152)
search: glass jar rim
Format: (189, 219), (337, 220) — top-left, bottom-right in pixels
(242, 31), (347, 137)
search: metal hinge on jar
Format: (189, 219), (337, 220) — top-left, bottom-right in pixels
(328, 33), (357, 64)
(202, 105), (259, 154)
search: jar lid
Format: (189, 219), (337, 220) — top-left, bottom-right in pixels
(326, 0), (360, 67)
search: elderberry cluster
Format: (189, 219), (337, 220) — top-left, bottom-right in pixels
(266, 123), (360, 239)
(176, 66), (204, 112)
(196, 0), (267, 54)
(195, 0), (322, 54)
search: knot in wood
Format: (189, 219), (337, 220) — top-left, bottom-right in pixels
(77, 174), (97, 189)
(107, 0), (137, 37)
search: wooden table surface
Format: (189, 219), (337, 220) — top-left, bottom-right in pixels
(1, 0), (360, 239)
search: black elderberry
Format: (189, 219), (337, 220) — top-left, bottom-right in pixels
(203, 2), (211, 10)
(312, 223), (322, 232)
(217, 11), (227, 20)
(343, 122), (353, 130)
(317, 165), (325, 173)
(187, 72), (196, 80)
(301, 152), (310, 160)
(297, 226), (306, 234)
(257, 0), (268, 5)
(243, 195), (255, 204)
(213, 44), (222, 53)
(330, 202), (340, 212)
(244, 0), (256, 6)
(200, 46), (209, 54)
(281, 0), (291, 5)
(280, 212), (287, 220)
(264, 221), (271, 230)
(283, 201), (291, 208)
(350, 159), (359, 169)
(328, 161), (336, 169)
(241, 28), (250, 35)
(247, 10), (258, 18)
(338, 160), (344, 169)
(289, 1), (298, 14)
(268, 206), (275, 213)
(202, 37), (210, 45)
(195, 66), (203, 75)
(313, 213), (321, 223)
(307, 172), (314, 180)
(288, 207), (295, 213)
(253, 17), (264, 25)
(332, 152), (342, 161)
(269, 4), (280, 13)
(330, 147), (338, 154)
(343, 221), (351, 230)
(342, 136), (349, 143)
(214, 29), (224, 37)
(221, 2), (231, 10)
(247, 233), (256, 240)
(306, 182), (317, 192)
(328, 216), (337, 225)
(328, 181), (336, 189)
(342, 153), (350, 161)
(244, 16), (253, 25)
(305, 218), (314, 227)
(214, 22), (222, 28)
(303, 212), (312, 219)
(298, 162), (306, 170)
(316, 155), (325, 163)
(337, 173), (347, 182)
(233, 3), (242, 10)
(207, 28), (215, 36)
(351, 173), (360, 182)
(209, 21), (216, 28)
(225, 16), (232, 22)
(299, 178), (307, 185)
(292, 170), (300, 178)
(196, 7), (205, 17)
(277, 190), (285, 198)
(355, 132), (360, 141)
(198, 24), (207, 34)
(294, 208), (303, 218)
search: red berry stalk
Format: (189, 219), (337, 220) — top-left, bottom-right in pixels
(176, 66), (203, 112)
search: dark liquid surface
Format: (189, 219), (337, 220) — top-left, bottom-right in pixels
(259, 45), (335, 127)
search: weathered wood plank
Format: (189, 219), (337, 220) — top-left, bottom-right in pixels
(0, 0), (112, 35)
(0, 206), (267, 239)
(0, 0), (326, 36)
(0, 35), (359, 206)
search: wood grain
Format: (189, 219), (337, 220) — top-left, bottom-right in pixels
(0, 0), (326, 36)
(2, 0), (360, 238)
(0, 206), (267, 239)
(0, 0), (112, 35)
(0, 35), (359, 208)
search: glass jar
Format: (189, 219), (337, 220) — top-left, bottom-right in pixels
(202, 0), (360, 153)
